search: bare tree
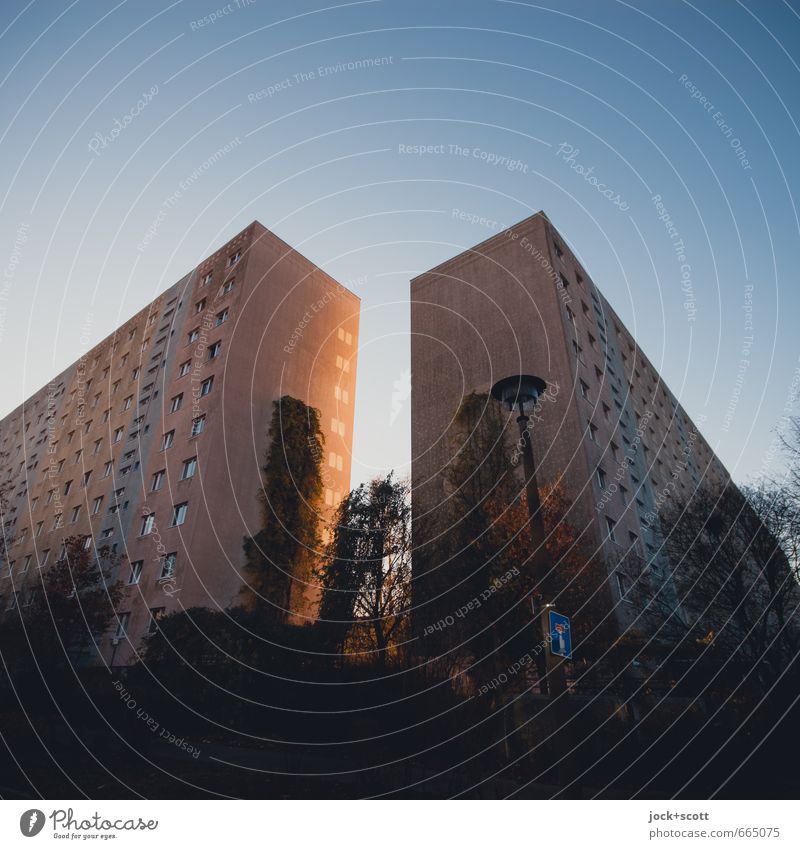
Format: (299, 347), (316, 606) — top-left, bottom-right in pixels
(657, 481), (800, 696)
(317, 474), (412, 665)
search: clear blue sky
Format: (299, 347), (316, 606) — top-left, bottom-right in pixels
(1, 0), (799, 488)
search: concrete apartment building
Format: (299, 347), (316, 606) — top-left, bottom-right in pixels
(411, 211), (728, 631)
(0, 222), (359, 665)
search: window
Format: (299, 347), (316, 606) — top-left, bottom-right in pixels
(188, 328), (200, 344)
(111, 380), (120, 395)
(178, 360), (191, 377)
(147, 607), (166, 635)
(160, 552), (177, 580)
(74, 449), (82, 465)
(151, 469), (165, 491)
(228, 250), (241, 266)
(215, 308), (228, 326)
(202, 272), (213, 286)
(141, 514), (155, 535)
(171, 502), (188, 526)
(83, 420), (93, 434)
(596, 468), (607, 490)
(616, 573), (629, 601)
(588, 422), (598, 443)
(222, 279), (235, 294)
(335, 355), (350, 373)
(122, 395), (132, 411)
(69, 505), (81, 523)
(35, 521), (44, 537)
(103, 461), (113, 478)
(101, 527), (114, 539)
(83, 535), (93, 550)
(328, 451), (343, 472)
(83, 471), (92, 487)
(207, 341), (221, 360)
(180, 457), (197, 480)
(200, 376), (213, 396)
(620, 485), (629, 506)
(610, 441), (619, 461)
(113, 427), (124, 443)
(161, 430), (174, 450)
(195, 298), (206, 313)
(605, 516), (617, 542)
(40, 549), (50, 567)
(92, 496), (103, 515)
(554, 242), (564, 258)
(170, 394), (183, 413)
(579, 379), (590, 400)
(63, 480), (73, 496)
(93, 438), (102, 455)
(22, 554), (32, 573)
(114, 612), (130, 639)
(128, 560), (143, 585)
(190, 416), (206, 437)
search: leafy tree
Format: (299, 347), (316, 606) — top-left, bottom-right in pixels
(317, 474), (412, 664)
(242, 396), (325, 621)
(416, 392), (535, 673)
(0, 536), (126, 672)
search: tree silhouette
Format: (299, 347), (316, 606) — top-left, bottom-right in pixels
(242, 395), (325, 622)
(317, 474), (411, 665)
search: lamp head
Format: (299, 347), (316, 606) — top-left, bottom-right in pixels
(490, 374), (547, 412)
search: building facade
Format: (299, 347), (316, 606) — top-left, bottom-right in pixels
(0, 222), (359, 665)
(410, 211), (728, 632)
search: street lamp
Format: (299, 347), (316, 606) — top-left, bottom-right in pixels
(490, 374), (566, 698)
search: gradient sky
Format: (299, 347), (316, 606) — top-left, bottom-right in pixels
(1, 0), (799, 489)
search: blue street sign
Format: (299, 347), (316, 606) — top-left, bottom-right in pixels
(548, 610), (572, 659)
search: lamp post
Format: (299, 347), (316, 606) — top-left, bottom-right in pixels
(490, 374), (566, 698)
